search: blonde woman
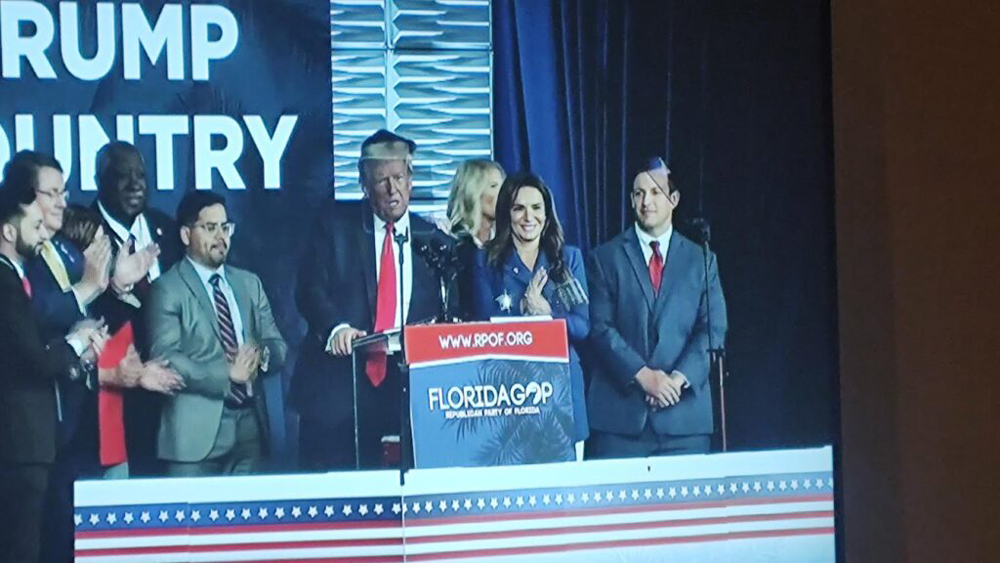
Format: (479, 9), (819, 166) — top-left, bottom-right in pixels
(445, 159), (505, 318)
(446, 159), (505, 246)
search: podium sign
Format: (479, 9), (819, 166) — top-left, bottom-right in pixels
(405, 320), (575, 469)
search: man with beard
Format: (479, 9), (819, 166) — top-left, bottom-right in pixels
(92, 141), (183, 475)
(16, 149), (179, 562)
(0, 156), (107, 562)
(147, 191), (287, 476)
(290, 129), (455, 470)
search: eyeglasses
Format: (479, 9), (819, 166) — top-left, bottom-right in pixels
(193, 222), (236, 237)
(37, 189), (69, 202)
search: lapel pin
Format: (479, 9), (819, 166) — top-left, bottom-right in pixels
(496, 290), (513, 313)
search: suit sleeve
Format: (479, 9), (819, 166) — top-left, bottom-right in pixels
(554, 248), (590, 343)
(471, 251), (500, 320)
(672, 251), (728, 394)
(26, 259), (84, 338)
(253, 275), (288, 374)
(0, 278), (77, 382)
(586, 252), (646, 390)
(295, 214), (350, 340)
(146, 279), (230, 400)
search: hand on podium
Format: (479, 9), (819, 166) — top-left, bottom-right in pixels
(327, 326), (367, 356)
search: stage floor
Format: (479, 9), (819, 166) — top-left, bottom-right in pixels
(75, 447), (834, 562)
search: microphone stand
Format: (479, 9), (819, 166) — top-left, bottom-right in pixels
(692, 218), (729, 452)
(393, 227), (410, 485)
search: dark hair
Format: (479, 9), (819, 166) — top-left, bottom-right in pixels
(61, 204), (103, 250)
(0, 150), (57, 224)
(633, 156), (677, 194)
(95, 141), (141, 192)
(176, 191), (226, 227)
(360, 129), (416, 156)
(485, 172), (567, 282)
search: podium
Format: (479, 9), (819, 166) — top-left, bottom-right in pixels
(405, 319), (576, 469)
(349, 328), (403, 469)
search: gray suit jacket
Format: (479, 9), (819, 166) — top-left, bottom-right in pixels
(147, 259), (287, 462)
(586, 227), (727, 437)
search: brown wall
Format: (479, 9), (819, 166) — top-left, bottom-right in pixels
(833, 0), (1000, 560)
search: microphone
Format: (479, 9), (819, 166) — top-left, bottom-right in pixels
(393, 226), (410, 246)
(687, 218), (711, 245)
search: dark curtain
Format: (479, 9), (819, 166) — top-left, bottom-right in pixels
(493, 0), (838, 450)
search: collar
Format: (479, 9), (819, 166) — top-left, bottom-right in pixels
(0, 252), (25, 279)
(186, 256), (228, 287)
(634, 222), (673, 251)
(98, 200), (146, 242)
(373, 209), (411, 236)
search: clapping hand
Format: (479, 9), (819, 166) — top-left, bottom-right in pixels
(521, 267), (552, 316)
(112, 240), (160, 291)
(228, 344), (261, 384)
(78, 233), (112, 302)
(139, 358), (185, 395)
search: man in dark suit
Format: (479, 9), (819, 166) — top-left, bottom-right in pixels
(587, 158), (727, 458)
(148, 191), (287, 476)
(92, 141), (183, 475)
(16, 150), (168, 562)
(0, 157), (106, 563)
(290, 130), (454, 470)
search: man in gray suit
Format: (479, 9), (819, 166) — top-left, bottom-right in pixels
(147, 191), (286, 476)
(586, 157), (727, 458)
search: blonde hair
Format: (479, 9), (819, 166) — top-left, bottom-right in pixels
(446, 159), (505, 238)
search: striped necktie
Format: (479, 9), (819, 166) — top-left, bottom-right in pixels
(210, 274), (248, 405)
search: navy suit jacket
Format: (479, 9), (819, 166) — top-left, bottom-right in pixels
(26, 235), (92, 448)
(472, 245), (590, 442)
(586, 227), (727, 437)
(289, 201), (455, 426)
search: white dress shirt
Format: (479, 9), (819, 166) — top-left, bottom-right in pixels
(633, 222), (689, 387)
(372, 211), (412, 329)
(98, 201), (162, 281)
(187, 258), (245, 348)
(635, 222), (673, 266)
(327, 211), (414, 351)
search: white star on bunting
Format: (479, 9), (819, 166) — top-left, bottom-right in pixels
(342, 505), (353, 517)
(359, 505), (368, 516)
(74, 514), (83, 526)
(191, 510), (201, 522)
(89, 514), (100, 526)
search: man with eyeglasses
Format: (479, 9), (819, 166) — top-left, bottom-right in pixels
(147, 191), (287, 476)
(12, 149), (174, 562)
(0, 155), (109, 563)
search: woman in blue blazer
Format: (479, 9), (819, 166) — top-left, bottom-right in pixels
(472, 173), (590, 451)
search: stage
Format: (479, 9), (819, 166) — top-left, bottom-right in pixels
(74, 447), (834, 562)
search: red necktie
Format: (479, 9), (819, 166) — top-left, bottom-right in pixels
(22, 275), (32, 299)
(366, 222), (396, 387)
(649, 241), (664, 295)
